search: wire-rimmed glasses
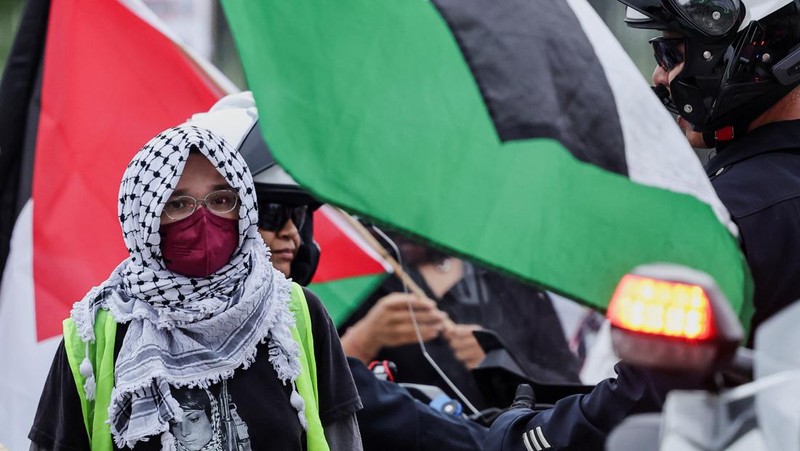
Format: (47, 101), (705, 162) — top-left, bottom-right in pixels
(162, 190), (239, 221)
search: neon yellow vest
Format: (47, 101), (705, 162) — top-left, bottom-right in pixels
(63, 282), (329, 451)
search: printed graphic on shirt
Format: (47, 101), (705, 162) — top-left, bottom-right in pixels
(169, 381), (252, 451)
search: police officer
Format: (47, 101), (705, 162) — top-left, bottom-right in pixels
(619, 0), (800, 343)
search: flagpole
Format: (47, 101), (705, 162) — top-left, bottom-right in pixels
(333, 207), (481, 416)
(333, 207), (429, 299)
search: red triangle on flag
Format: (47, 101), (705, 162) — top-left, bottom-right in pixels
(311, 206), (391, 283)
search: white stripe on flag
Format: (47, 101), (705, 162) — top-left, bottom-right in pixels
(565, 0), (737, 237)
(120, 0), (239, 95)
(0, 201), (61, 451)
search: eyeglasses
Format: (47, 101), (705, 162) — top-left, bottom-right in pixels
(257, 203), (308, 232)
(162, 190), (239, 221)
(650, 37), (685, 72)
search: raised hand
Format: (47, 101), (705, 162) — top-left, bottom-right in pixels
(341, 292), (448, 362)
(443, 323), (485, 370)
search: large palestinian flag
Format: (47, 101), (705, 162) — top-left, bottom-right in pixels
(222, 0), (752, 320)
(0, 0), (230, 447)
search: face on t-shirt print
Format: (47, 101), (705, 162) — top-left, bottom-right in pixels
(170, 387), (221, 451)
(169, 384), (252, 451)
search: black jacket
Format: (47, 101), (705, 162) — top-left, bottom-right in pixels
(484, 363), (708, 450)
(707, 120), (800, 343)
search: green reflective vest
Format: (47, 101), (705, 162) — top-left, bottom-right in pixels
(63, 282), (329, 451)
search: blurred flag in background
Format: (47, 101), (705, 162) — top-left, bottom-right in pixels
(0, 0), (229, 447)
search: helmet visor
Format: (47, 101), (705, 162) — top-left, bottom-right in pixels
(671, 0), (740, 37)
(622, 0), (740, 36)
(623, 1), (677, 30)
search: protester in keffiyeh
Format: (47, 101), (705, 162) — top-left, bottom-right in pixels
(29, 99), (362, 451)
(68, 124), (303, 448)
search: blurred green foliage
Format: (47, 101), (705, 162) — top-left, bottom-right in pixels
(0, 0), (25, 76)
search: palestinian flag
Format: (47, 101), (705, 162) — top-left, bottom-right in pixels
(222, 0), (752, 320)
(309, 205), (392, 325)
(0, 0), (229, 447)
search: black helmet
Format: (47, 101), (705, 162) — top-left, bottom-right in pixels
(620, 0), (800, 134)
(189, 92), (321, 285)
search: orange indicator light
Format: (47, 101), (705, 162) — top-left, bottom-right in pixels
(607, 274), (713, 340)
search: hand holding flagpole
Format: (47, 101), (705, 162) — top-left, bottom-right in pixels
(334, 207), (480, 415)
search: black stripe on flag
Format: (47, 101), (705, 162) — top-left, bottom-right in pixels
(0, 0), (49, 280)
(432, 0), (628, 176)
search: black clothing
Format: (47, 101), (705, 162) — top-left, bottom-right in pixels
(29, 288), (361, 450)
(484, 363), (709, 450)
(347, 357), (486, 451)
(340, 263), (580, 409)
(706, 120), (800, 343)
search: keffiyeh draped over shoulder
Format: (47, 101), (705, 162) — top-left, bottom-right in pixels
(70, 124), (304, 448)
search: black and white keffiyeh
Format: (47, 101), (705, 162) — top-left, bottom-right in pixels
(71, 125), (304, 449)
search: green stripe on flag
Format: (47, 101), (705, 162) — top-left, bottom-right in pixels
(310, 273), (388, 326)
(222, 0), (752, 327)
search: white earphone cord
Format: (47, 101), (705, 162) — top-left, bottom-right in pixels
(369, 225), (480, 416)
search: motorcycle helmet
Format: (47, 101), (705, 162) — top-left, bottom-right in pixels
(188, 92), (321, 285)
(619, 0), (800, 135)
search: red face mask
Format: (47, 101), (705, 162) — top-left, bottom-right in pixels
(159, 208), (239, 278)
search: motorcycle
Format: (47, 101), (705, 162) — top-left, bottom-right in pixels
(606, 264), (800, 451)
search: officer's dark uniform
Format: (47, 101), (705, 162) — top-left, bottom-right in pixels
(706, 120), (800, 344)
(482, 362), (707, 450)
(347, 357), (488, 450)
